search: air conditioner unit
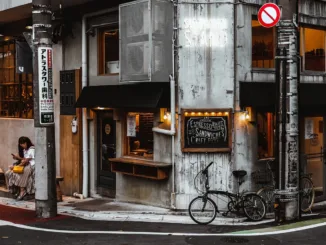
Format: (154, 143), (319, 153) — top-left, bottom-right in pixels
(125, 41), (164, 76)
(126, 42), (150, 75)
(120, 0), (173, 83)
(126, 7), (149, 37)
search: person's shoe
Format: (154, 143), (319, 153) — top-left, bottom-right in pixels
(16, 191), (27, 201)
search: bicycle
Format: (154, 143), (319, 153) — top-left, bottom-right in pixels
(188, 162), (266, 225)
(253, 157), (315, 215)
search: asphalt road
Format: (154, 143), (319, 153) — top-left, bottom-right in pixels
(0, 223), (325, 245)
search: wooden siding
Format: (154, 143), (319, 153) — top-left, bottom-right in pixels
(60, 69), (83, 195)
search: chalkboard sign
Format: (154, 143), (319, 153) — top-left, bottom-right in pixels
(181, 109), (231, 152)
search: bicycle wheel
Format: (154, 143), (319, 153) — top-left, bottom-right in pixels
(300, 176), (315, 213)
(243, 193), (266, 221)
(257, 186), (275, 215)
(188, 196), (217, 225)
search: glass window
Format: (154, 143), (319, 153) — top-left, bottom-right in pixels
(0, 40), (33, 118)
(302, 28), (325, 72)
(126, 112), (154, 159)
(98, 26), (119, 75)
(257, 112), (274, 159)
(252, 19), (275, 69)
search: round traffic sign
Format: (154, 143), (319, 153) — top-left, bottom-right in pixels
(258, 3), (281, 28)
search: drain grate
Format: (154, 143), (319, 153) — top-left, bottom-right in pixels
(220, 237), (249, 244)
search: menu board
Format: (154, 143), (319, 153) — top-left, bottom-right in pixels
(182, 111), (231, 152)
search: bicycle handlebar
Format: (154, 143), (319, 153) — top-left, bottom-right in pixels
(202, 162), (214, 172)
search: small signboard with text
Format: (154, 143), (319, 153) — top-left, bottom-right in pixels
(181, 109), (232, 152)
(38, 47), (54, 125)
(127, 114), (136, 137)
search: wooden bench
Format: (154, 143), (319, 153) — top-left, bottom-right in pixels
(56, 176), (64, 202)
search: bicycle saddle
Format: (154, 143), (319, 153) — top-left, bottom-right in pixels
(232, 170), (247, 178)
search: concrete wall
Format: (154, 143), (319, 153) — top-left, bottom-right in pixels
(63, 22), (82, 71)
(234, 4), (260, 193)
(0, 119), (34, 173)
(0, 0), (30, 11)
(175, 1), (236, 209)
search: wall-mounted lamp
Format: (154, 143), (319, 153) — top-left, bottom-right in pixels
(163, 111), (171, 121)
(236, 107), (254, 122)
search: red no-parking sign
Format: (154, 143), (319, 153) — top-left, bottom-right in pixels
(258, 3), (281, 28)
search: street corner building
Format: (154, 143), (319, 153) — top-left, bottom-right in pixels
(0, 0), (325, 210)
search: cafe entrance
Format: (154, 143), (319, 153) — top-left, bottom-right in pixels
(302, 116), (326, 202)
(97, 110), (116, 196)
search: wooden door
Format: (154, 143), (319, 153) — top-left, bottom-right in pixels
(97, 111), (116, 191)
(60, 69), (82, 195)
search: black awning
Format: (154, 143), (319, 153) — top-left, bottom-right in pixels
(240, 82), (326, 109)
(75, 82), (170, 109)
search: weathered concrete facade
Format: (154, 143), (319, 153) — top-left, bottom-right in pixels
(175, 1), (236, 209)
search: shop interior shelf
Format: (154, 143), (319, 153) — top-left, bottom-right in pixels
(109, 157), (171, 180)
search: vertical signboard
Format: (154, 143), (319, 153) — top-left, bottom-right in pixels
(38, 47), (54, 125)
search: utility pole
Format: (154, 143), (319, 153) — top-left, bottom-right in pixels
(32, 0), (57, 218)
(276, 0), (300, 220)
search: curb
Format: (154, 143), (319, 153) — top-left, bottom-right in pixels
(229, 217), (326, 235)
(58, 206), (250, 225)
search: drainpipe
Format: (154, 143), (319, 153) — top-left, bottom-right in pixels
(81, 7), (118, 198)
(82, 16), (88, 198)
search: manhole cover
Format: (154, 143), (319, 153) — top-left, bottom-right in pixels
(220, 237), (249, 243)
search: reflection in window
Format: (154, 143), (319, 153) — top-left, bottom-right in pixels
(302, 28), (325, 72)
(257, 112), (274, 159)
(0, 40), (33, 118)
(98, 26), (119, 75)
(127, 112), (154, 159)
(252, 19), (275, 68)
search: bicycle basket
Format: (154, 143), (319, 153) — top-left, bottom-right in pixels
(252, 170), (272, 184)
(194, 171), (207, 194)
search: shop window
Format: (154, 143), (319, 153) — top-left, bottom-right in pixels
(257, 112), (274, 159)
(0, 40), (33, 118)
(126, 112), (154, 159)
(98, 26), (119, 75)
(301, 28), (325, 72)
(252, 19), (275, 69)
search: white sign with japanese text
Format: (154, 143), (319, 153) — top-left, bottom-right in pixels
(38, 47), (54, 125)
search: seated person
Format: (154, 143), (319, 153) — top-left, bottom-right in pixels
(5, 136), (35, 200)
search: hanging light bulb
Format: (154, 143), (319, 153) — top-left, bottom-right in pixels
(240, 113), (246, 121)
(163, 113), (167, 120)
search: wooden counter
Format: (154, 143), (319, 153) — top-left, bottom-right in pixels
(109, 157), (171, 180)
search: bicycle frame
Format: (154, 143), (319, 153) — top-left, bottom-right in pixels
(201, 167), (252, 210)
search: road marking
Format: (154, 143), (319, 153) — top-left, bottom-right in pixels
(1, 218), (326, 236)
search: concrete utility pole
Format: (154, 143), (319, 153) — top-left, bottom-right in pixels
(32, 0), (57, 218)
(277, 0), (300, 220)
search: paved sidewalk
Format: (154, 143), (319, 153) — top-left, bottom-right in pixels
(0, 196), (274, 226)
